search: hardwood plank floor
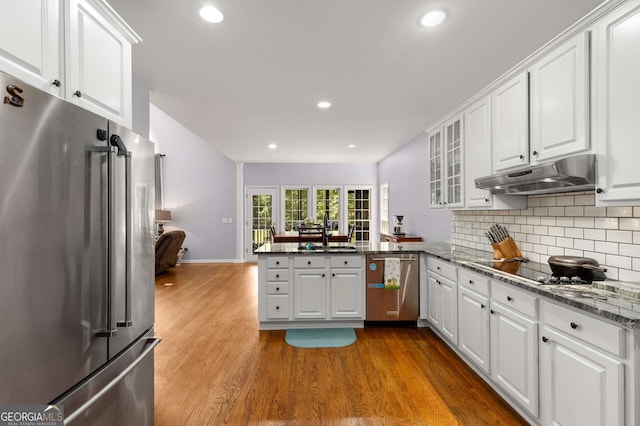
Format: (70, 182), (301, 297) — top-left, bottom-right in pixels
(154, 263), (527, 425)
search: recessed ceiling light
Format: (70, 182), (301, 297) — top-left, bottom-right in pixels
(348, 144), (356, 149)
(199, 6), (224, 23)
(317, 101), (332, 109)
(420, 10), (446, 27)
(268, 143), (277, 150)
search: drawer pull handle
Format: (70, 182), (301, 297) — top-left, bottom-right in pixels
(570, 322), (578, 330)
(275, 306), (280, 310)
(307, 261), (311, 265)
(437, 266), (441, 270)
(344, 261), (348, 265)
(276, 287), (280, 291)
(332, 273), (335, 277)
(276, 261), (280, 265)
(468, 280), (474, 285)
(507, 296), (513, 302)
(322, 273), (325, 277)
(276, 274), (279, 278)
(542, 336), (548, 343)
(481, 304), (485, 309)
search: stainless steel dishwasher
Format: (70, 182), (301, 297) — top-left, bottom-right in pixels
(366, 253), (419, 321)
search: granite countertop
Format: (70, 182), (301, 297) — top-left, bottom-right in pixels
(256, 241), (640, 328)
(255, 241), (430, 254)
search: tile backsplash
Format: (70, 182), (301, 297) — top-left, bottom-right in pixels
(451, 192), (640, 283)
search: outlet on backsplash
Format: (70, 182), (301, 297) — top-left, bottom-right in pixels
(451, 192), (640, 282)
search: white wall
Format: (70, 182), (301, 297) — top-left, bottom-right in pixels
(150, 104), (238, 262)
(377, 133), (452, 242)
(244, 162), (376, 185)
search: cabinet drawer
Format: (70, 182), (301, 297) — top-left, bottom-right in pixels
(458, 269), (490, 297)
(266, 295), (289, 319)
(543, 301), (625, 358)
(428, 258), (457, 281)
(330, 255), (363, 268)
(492, 281), (538, 319)
(267, 270), (289, 281)
(294, 256), (326, 268)
(267, 257), (289, 268)
(267, 283), (289, 295)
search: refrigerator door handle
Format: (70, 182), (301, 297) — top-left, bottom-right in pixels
(64, 337), (161, 424)
(97, 146), (119, 338)
(110, 134), (133, 329)
(117, 152), (133, 327)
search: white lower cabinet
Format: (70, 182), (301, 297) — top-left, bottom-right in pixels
(457, 270), (490, 374)
(490, 300), (539, 417)
(294, 269), (327, 319)
(427, 258), (458, 345)
(490, 282), (539, 417)
(330, 268), (363, 318)
(258, 254), (364, 327)
(540, 301), (625, 426)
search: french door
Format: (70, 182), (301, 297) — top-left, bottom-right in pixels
(245, 187), (278, 261)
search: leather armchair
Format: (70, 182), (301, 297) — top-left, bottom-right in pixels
(155, 228), (186, 275)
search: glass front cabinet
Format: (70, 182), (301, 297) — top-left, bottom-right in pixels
(429, 114), (464, 209)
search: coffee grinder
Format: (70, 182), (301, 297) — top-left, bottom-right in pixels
(393, 215), (405, 236)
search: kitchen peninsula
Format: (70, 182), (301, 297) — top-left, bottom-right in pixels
(256, 240), (640, 426)
(255, 241), (424, 330)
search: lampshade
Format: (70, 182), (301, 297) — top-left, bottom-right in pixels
(155, 209), (172, 222)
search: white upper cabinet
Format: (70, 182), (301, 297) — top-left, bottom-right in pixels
(429, 114), (464, 209)
(0, 0), (63, 96)
(491, 72), (529, 172)
(464, 96), (493, 208)
(592, 0), (640, 205)
(428, 127), (444, 208)
(66, 0), (138, 126)
(529, 32), (590, 162)
(0, 0), (139, 127)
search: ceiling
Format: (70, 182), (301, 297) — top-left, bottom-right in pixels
(107, 0), (605, 163)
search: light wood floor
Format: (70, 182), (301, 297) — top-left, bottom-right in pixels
(154, 263), (527, 425)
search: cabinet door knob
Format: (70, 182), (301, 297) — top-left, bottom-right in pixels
(570, 322), (578, 330)
(596, 188), (604, 194)
(307, 261), (311, 265)
(344, 261), (348, 265)
(436, 266), (441, 270)
(276, 261), (280, 265)
(532, 150), (538, 156)
(485, 198), (489, 202)
(276, 274), (279, 278)
(275, 306), (280, 310)
(276, 287), (280, 291)
(519, 154), (525, 160)
(74, 90), (82, 98)
(52, 79), (61, 87)
(322, 273), (325, 277)
(542, 336), (548, 343)
(490, 309), (495, 315)
(507, 296), (513, 302)
(481, 304), (486, 309)
(332, 273), (335, 277)
(468, 280), (474, 285)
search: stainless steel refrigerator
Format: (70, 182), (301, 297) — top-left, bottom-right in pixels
(0, 71), (159, 424)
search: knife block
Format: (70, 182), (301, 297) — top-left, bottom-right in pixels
(491, 237), (523, 259)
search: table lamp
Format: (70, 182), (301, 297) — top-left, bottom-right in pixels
(155, 209), (172, 235)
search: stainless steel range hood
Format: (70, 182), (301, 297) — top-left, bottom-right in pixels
(475, 154), (596, 195)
